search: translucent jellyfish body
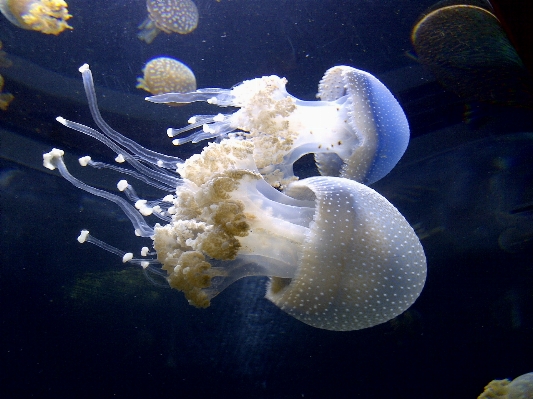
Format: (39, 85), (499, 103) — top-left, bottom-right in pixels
(0, 0), (72, 35)
(43, 64), (425, 331)
(136, 57), (196, 96)
(149, 65), (410, 188)
(138, 0), (198, 44)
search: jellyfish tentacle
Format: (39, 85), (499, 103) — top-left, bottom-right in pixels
(56, 117), (181, 190)
(79, 64), (183, 170)
(77, 230), (163, 273)
(147, 88), (235, 105)
(43, 149), (155, 237)
(86, 159), (176, 192)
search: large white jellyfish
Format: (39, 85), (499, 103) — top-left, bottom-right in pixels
(148, 65), (410, 188)
(43, 64), (426, 331)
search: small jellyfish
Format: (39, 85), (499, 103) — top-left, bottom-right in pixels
(136, 57), (196, 97)
(0, 41), (14, 110)
(0, 0), (72, 35)
(0, 75), (14, 111)
(138, 0), (199, 44)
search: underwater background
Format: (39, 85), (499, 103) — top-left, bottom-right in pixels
(1, 0), (532, 398)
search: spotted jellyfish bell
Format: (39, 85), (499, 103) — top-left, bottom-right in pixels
(138, 0), (199, 44)
(136, 57), (196, 96)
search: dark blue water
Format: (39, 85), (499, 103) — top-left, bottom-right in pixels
(1, 0), (532, 398)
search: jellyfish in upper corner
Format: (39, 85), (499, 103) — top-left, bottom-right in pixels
(411, 2), (533, 107)
(148, 65), (410, 188)
(478, 372), (533, 399)
(136, 57), (196, 98)
(0, 0), (72, 35)
(138, 0), (198, 44)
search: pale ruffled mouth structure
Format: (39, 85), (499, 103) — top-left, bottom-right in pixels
(148, 65), (410, 189)
(43, 64), (426, 331)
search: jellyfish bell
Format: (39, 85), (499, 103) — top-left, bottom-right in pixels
(136, 57), (196, 104)
(138, 0), (199, 44)
(153, 139), (426, 330)
(0, 0), (72, 35)
(148, 65), (410, 188)
(42, 64), (425, 331)
(411, 2), (533, 107)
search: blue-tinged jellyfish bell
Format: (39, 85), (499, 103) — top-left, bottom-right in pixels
(0, 0), (72, 35)
(478, 372), (533, 399)
(138, 0), (198, 44)
(42, 64), (426, 331)
(148, 65), (410, 188)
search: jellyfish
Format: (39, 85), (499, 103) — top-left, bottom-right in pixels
(136, 57), (196, 97)
(0, 41), (13, 110)
(478, 372), (533, 399)
(0, 75), (14, 110)
(411, 3), (533, 107)
(148, 65), (410, 188)
(42, 64), (425, 331)
(138, 0), (198, 44)
(0, 0), (72, 35)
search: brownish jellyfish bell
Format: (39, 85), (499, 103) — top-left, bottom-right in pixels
(478, 372), (533, 399)
(411, 0), (533, 108)
(138, 0), (199, 44)
(0, 0), (72, 35)
(136, 57), (196, 98)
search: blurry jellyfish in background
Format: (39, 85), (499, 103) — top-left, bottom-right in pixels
(0, 41), (14, 110)
(478, 372), (533, 399)
(0, 0), (72, 35)
(149, 65), (410, 188)
(136, 57), (196, 98)
(138, 0), (198, 44)
(0, 40), (11, 67)
(0, 75), (14, 110)
(42, 64), (426, 331)
(411, 1), (533, 108)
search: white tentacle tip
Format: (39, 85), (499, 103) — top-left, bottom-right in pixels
(77, 229), (90, 243)
(43, 148), (64, 170)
